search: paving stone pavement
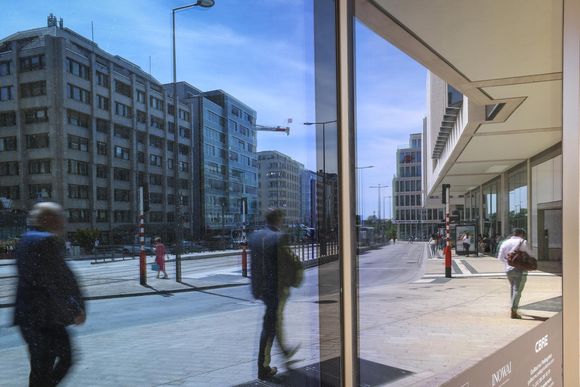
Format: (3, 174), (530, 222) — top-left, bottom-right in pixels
(0, 246), (562, 386)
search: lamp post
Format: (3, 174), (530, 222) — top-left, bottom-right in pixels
(172, 0), (215, 282)
(304, 120), (336, 256)
(356, 165), (374, 225)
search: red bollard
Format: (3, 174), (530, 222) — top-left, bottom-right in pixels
(241, 243), (248, 277)
(444, 245), (452, 278)
(140, 249), (147, 285)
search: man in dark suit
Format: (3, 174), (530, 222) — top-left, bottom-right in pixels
(249, 209), (303, 381)
(14, 202), (85, 386)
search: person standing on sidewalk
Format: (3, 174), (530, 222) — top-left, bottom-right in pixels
(249, 209), (303, 381)
(13, 202), (86, 386)
(154, 237), (169, 279)
(497, 228), (534, 319)
(462, 232), (471, 256)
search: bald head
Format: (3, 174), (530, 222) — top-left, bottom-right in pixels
(28, 202), (65, 235)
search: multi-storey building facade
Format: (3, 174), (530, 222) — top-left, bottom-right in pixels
(257, 150), (303, 225)
(300, 169), (319, 228)
(169, 82), (258, 237)
(0, 17), (256, 243)
(393, 133), (442, 240)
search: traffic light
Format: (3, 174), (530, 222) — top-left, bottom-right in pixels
(142, 184), (150, 212)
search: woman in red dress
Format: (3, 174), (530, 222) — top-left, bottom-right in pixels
(154, 237), (169, 279)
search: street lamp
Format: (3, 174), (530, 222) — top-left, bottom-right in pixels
(304, 120), (336, 256)
(172, 0), (215, 282)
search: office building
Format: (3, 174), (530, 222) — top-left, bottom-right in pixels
(257, 150), (303, 225)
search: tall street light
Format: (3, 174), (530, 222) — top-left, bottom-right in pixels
(356, 165), (374, 225)
(172, 0), (215, 282)
(304, 120), (336, 256)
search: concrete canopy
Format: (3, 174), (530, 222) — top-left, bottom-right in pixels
(356, 0), (563, 196)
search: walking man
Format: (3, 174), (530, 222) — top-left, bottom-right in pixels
(249, 209), (303, 380)
(13, 202), (86, 386)
(497, 228), (534, 319)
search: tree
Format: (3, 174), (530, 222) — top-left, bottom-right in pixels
(74, 228), (100, 253)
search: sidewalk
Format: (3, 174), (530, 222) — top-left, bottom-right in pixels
(0, 245), (562, 386)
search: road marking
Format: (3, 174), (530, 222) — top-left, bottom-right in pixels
(413, 279), (435, 284)
(454, 259), (472, 276)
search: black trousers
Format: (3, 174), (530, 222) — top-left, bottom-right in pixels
(19, 325), (73, 387)
(258, 290), (289, 372)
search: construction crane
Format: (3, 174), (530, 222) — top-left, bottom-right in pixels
(254, 124), (290, 135)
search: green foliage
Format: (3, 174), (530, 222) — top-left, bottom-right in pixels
(73, 228), (100, 252)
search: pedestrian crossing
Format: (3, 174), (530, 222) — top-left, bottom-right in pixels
(415, 258), (559, 284)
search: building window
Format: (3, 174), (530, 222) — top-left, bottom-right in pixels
(114, 210), (131, 223)
(137, 151), (145, 163)
(19, 54), (45, 72)
(113, 167), (130, 181)
(0, 111), (16, 127)
(96, 210), (109, 222)
(113, 124), (131, 139)
(179, 144), (190, 156)
(114, 102), (132, 118)
(149, 154), (162, 167)
(150, 96), (163, 110)
(150, 193), (163, 204)
(149, 173), (163, 186)
(179, 109), (190, 122)
(66, 58), (90, 80)
(68, 135), (89, 152)
(150, 115), (164, 129)
(0, 161), (19, 176)
(68, 209), (90, 223)
(149, 212), (163, 222)
(67, 84), (91, 104)
(136, 110), (147, 124)
(96, 71), (109, 87)
(26, 133), (49, 149)
(0, 136), (17, 152)
(115, 80), (132, 98)
(96, 118), (110, 133)
(67, 159), (89, 176)
(96, 164), (108, 178)
(68, 184), (90, 199)
(20, 81), (46, 98)
(28, 159), (51, 174)
(149, 135), (163, 148)
(178, 161), (189, 172)
(137, 90), (146, 103)
(24, 108), (48, 124)
(168, 121), (175, 133)
(114, 146), (130, 160)
(0, 85), (13, 101)
(167, 104), (175, 116)
(96, 141), (107, 155)
(66, 109), (90, 128)
(0, 61), (11, 76)
(97, 95), (110, 111)
(179, 127), (191, 139)
(96, 187), (108, 201)
(0, 185), (19, 200)
(114, 189), (131, 202)
(28, 184), (51, 199)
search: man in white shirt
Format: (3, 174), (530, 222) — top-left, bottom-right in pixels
(497, 228), (534, 319)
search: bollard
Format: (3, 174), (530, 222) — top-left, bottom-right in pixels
(444, 246), (452, 278)
(241, 242), (248, 277)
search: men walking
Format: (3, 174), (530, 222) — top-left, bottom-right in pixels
(13, 202), (86, 386)
(249, 209), (303, 381)
(497, 228), (534, 319)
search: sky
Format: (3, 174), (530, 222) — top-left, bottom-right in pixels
(1, 0), (426, 220)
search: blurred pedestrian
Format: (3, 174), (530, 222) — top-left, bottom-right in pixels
(497, 228), (534, 319)
(154, 237), (168, 279)
(249, 209), (303, 381)
(13, 202), (86, 386)
(461, 232), (471, 256)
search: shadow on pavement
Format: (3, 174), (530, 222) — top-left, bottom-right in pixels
(234, 357), (413, 387)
